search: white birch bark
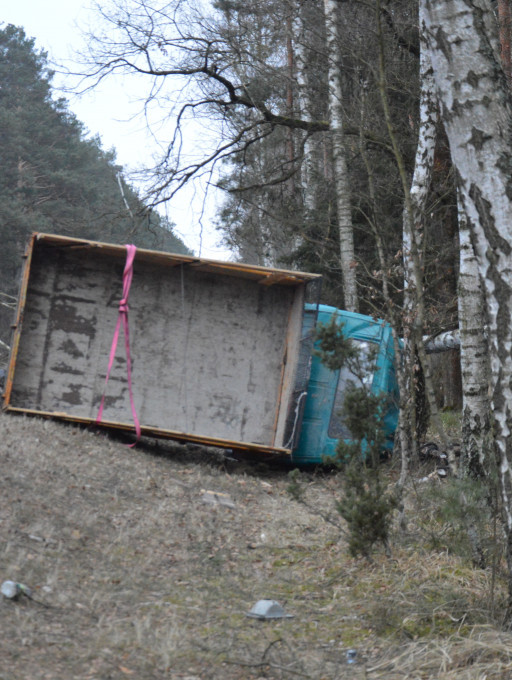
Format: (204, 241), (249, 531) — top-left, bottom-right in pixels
(403, 39), (438, 299)
(457, 194), (491, 477)
(323, 0), (358, 312)
(421, 0), (512, 613)
(402, 32), (439, 459)
(293, 3), (318, 223)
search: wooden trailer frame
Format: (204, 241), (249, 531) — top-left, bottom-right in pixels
(3, 233), (321, 456)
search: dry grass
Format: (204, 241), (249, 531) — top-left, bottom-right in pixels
(0, 409), (511, 679)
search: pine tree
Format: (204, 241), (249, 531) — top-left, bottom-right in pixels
(0, 25), (191, 351)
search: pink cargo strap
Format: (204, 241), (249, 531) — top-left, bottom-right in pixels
(96, 244), (141, 446)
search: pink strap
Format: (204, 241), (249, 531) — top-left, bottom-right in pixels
(96, 245), (141, 446)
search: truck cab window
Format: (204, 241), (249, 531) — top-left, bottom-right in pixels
(328, 340), (376, 439)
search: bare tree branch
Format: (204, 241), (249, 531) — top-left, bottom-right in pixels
(70, 0), (392, 209)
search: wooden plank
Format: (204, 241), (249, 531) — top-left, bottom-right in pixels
(2, 406), (293, 457)
(34, 232), (321, 283)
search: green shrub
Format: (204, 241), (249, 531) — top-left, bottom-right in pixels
(316, 318), (397, 558)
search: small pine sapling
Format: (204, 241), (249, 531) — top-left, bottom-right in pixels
(315, 317), (397, 558)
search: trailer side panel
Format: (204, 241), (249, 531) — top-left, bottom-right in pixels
(6, 235), (319, 452)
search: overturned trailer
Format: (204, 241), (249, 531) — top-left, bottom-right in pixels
(3, 233), (321, 457)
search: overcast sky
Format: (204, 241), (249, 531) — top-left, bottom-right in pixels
(2, 1), (230, 259)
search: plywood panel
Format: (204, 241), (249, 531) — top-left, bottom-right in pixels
(8, 239), (309, 447)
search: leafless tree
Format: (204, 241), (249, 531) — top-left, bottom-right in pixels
(422, 0), (512, 623)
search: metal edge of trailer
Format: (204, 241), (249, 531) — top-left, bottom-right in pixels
(3, 232), (321, 457)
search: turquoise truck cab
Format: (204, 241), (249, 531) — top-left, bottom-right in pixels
(291, 304), (399, 465)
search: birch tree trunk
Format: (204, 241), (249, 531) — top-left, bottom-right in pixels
(323, 0), (358, 312)
(421, 0), (512, 621)
(402, 33), (439, 459)
(294, 1), (319, 230)
(403, 39), (438, 285)
(285, 10), (296, 198)
(457, 195), (491, 477)
(498, 0), (512, 84)
(375, 0), (453, 475)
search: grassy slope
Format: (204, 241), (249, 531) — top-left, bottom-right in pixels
(1, 410), (512, 679)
